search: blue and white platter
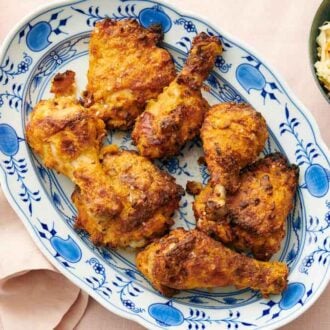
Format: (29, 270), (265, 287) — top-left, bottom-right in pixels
(0, 0), (330, 328)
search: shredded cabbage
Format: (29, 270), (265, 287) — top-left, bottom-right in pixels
(315, 21), (330, 93)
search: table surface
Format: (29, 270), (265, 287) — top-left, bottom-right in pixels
(0, 0), (329, 329)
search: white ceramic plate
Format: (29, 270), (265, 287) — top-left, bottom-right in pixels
(0, 0), (330, 328)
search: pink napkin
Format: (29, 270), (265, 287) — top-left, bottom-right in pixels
(0, 190), (89, 330)
(0, 0), (329, 330)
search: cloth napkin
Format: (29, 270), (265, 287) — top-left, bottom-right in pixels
(0, 190), (89, 330)
(0, 0), (329, 330)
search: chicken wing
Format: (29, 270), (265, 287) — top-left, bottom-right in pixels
(137, 228), (288, 297)
(26, 71), (183, 249)
(73, 145), (184, 248)
(84, 19), (176, 130)
(195, 153), (299, 260)
(26, 70), (106, 184)
(201, 102), (268, 193)
(132, 32), (222, 158)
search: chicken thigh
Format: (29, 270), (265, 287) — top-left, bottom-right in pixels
(195, 153), (299, 260)
(84, 19), (176, 130)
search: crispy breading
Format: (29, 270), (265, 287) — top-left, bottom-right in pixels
(201, 102), (268, 193)
(132, 32), (222, 158)
(186, 181), (203, 196)
(26, 71), (125, 222)
(26, 71), (106, 180)
(195, 153), (299, 260)
(136, 228), (288, 297)
(26, 71), (183, 249)
(194, 183), (234, 243)
(50, 70), (76, 96)
(73, 145), (184, 248)
(84, 19), (176, 129)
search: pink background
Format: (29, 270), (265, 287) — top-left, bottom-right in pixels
(0, 0), (329, 329)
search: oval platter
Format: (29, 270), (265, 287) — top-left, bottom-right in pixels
(0, 0), (330, 329)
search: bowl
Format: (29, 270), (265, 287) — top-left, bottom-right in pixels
(309, 0), (330, 102)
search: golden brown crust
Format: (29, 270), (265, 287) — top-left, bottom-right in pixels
(26, 72), (106, 179)
(26, 72), (123, 221)
(178, 33), (222, 89)
(194, 184), (233, 243)
(228, 153), (299, 234)
(26, 71), (183, 249)
(73, 145), (184, 248)
(186, 181), (203, 196)
(85, 18), (176, 129)
(132, 32), (222, 159)
(201, 102), (268, 193)
(51, 70), (76, 97)
(195, 153), (299, 260)
(136, 228), (288, 297)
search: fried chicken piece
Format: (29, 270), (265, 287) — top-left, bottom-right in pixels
(50, 70), (76, 96)
(186, 181), (203, 196)
(137, 228), (288, 297)
(195, 153), (299, 260)
(132, 32), (222, 158)
(26, 71), (183, 248)
(26, 71), (106, 181)
(194, 183), (233, 243)
(84, 19), (176, 130)
(201, 102), (268, 193)
(26, 70), (124, 219)
(73, 145), (184, 248)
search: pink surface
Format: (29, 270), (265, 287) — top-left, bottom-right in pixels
(0, 0), (329, 329)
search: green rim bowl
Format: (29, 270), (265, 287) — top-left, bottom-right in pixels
(309, 0), (330, 103)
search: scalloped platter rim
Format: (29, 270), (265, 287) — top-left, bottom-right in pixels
(0, 0), (330, 329)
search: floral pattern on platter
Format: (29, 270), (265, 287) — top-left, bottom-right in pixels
(306, 200), (330, 244)
(158, 157), (192, 177)
(174, 18), (197, 34)
(0, 53), (32, 85)
(72, 3), (172, 32)
(36, 219), (82, 267)
(18, 11), (72, 52)
(148, 301), (255, 328)
(85, 257), (145, 312)
(31, 35), (88, 91)
(0, 124), (40, 215)
(258, 283), (313, 321)
(85, 258), (112, 298)
(112, 275), (145, 314)
(0, 83), (23, 113)
(300, 237), (330, 275)
(235, 55), (282, 104)
(0, 0), (329, 329)
(279, 105), (330, 198)
(300, 200), (330, 275)
(177, 199), (195, 229)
